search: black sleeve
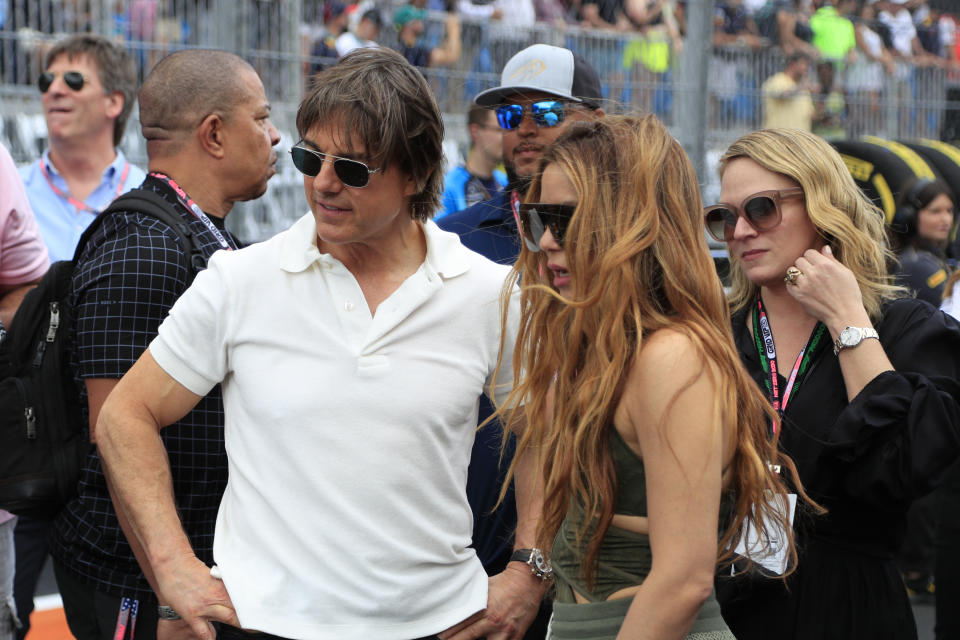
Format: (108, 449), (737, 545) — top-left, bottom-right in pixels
(825, 299), (960, 510)
(73, 212), (191, 380)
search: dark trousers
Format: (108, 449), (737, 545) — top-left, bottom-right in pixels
(936, 459), (960, 639)
(214, 625), (291, 640)
(53, 559), (158, 640)
(215, 625), (439, 640)
(12, 515), (51, 640)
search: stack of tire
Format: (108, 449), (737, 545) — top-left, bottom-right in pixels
(830, 136), (960, 256)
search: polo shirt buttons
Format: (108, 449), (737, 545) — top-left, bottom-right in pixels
(344, 300), (355, 311)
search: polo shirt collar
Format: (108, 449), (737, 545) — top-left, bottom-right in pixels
(423, 218), (470, 278)
(280, 212), (471, 279)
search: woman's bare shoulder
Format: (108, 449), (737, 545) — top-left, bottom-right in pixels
(634, 327), (704, 376)
(620, 328), (714, 411)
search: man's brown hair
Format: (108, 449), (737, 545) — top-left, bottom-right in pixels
(297, 47), (444, 221)
(45, 34), (138, 147)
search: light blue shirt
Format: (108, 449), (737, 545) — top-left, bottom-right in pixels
(19, 149), (146, 262)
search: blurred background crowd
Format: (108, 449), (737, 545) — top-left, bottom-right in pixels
(1, 0), (958, 241)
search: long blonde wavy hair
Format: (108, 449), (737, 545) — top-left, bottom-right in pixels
(496, 115), (804, 585)
(722, 129), (903, 319)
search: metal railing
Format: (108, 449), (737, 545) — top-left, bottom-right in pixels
(2, 0), (958, 241)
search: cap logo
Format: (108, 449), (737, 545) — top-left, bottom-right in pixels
(508, 59), (547, 83)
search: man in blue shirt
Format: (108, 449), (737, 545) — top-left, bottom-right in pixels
(437, 104), (506, 219)
(19, 34), (145, 263)
(12, 33), (143, 640)
(437, 43), (605, 639)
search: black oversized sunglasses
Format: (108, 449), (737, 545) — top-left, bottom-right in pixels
(289, 144), (381, 188)
(495, 100), (570, 130)
(38, 70), (86, 93)
(517, 203), (576, 252)
(703, 188), (804, 242)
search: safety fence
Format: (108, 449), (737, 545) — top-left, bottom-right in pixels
(2, 0), (959, 241)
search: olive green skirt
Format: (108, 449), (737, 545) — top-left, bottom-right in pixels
(547, 591), (734, 640)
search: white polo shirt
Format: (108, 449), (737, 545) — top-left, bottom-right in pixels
(150, 213), (519, 640)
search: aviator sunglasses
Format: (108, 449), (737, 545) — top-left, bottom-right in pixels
(703, 187), (804, 242)
(38, 70), (86, 93)
(517, 202), (576, 252)
(289, 144), (381, 188)
(495, 100), (571, 130)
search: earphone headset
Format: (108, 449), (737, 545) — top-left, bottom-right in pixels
(891, 178), (935, 238)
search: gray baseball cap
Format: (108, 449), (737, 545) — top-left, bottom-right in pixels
(474, 44), (603, 108)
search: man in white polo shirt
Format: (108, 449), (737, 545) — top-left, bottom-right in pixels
(95, 47), (548, 640)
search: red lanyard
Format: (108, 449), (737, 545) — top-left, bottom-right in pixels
(40, 157), (130, 214)
(510, 190), (522, 230)
(148, 172), (235, 251)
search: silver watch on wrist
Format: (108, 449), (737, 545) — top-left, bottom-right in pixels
(833, 326), (879, 355)
(510, 547), (553, 581)
(157, 605), (181, 620)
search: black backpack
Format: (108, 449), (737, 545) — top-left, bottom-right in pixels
(0, 189), (206, 517)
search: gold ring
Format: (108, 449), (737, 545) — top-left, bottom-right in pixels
(784, 267), (803, 285)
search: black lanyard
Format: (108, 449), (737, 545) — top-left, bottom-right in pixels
(752, 296), (827, 436)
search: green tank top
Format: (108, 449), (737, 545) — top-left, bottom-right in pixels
(552, 428), (732, 604)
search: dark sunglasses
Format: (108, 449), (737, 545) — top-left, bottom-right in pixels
(495, 101), (571, 130)
(38, 70), (85, 93)
(703, 187), (804, 242)
(517, 203), (576, 252)
(289, 144), (381, 188)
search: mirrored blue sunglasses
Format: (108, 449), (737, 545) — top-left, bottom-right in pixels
(495, 101), (569, 130)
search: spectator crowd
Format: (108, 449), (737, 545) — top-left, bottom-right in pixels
(3, 1), (960, 143)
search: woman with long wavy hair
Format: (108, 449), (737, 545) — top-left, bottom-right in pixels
(707, 128), (960, 639)
(495, 115), (801, 639)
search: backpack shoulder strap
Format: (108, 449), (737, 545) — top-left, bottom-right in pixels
(74, 189), (208, 281)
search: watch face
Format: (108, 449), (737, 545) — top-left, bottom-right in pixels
(839, 327), (860, 346)
(532, 551), (549, 573)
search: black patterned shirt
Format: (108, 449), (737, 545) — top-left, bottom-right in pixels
(50, 175), (238, 600)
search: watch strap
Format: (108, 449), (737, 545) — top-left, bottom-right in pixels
(157, 605), (181, 620)
(510, 548), (535, 564)
(509, 547), (553, 580)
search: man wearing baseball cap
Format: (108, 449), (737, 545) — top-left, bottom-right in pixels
(437, 44), (604, 640)
(438, 44), (604, 262)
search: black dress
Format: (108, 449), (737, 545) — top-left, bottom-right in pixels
(717, 298), (960, 640)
